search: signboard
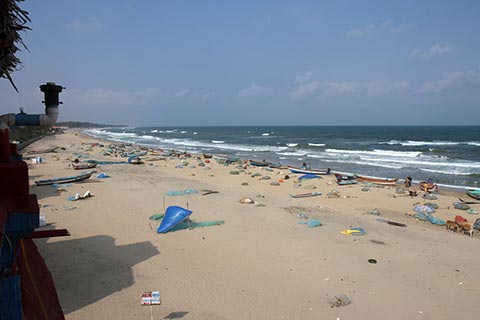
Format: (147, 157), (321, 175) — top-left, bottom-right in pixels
(141, 291), (161, 305)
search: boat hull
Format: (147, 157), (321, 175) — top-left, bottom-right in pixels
(288, 166), (330, 175)
(356, 175), (398, 186)
(466, 189), (480, 200)
(35, 171), (94, 186)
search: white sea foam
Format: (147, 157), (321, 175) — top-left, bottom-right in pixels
(325, 148), (422, 158)
(286, 143), (298, 147)
(384, 140), (460, 146)
(468, 142), (480, 146)
(151, 129), (158, 133)
(212, 140), (225, 144)
(262, 133), (270, 136)
(308, 143), (326, 147)
(181, 131), (187, 134)
(420, 168), (473, 175)
(276, 151), (308, 157)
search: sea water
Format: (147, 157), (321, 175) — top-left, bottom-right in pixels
(85, 126), (480, 189)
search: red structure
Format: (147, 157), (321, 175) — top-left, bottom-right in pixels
(0, 83), (67, 319)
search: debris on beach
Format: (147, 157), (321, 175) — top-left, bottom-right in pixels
(453, 201), (470, 210)
(241, 182), (249, 186)
(96, 172), (110, 178)
(270, 181), (280, 186)
(202, 189), (219, 196)
(412, 212), (445, 226)
(368, 208), (381, 216)
(67, 190), (93, 201)
(239, 197), (254, 204)
(327, 293), (352, 307)
(376, 218), (407, 227)
(341, 228), (366, 236)
(327, 190), (340, 198)
(165, 189), (198, 196)
(298, 219), (322, 228)
(149, 213), (164, 220)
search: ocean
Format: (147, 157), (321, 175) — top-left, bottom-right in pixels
(85, 126), (480, 189)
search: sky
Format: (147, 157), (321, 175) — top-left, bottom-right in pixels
(1, 0), (480, 126)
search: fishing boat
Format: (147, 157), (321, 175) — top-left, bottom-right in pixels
(35, 171), (94, 186)
(466, 189), (480, 200)
(202, 153), (213, 159)
(337, 180), (357, 186)
(356, 175), (398, 186)
(72, 162), (97, 170)
(288, 166), (331, 175)
(289, 191), (322, 198)
(419, 181), (437, 192)
(334, 173), (358, 181)
(249, 160), (271, 167)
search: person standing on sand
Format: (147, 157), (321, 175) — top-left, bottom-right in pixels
(404, 176), (412, 188)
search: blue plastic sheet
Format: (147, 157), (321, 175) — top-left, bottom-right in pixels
(157, 206), (193, 233)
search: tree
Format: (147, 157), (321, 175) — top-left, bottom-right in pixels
(0, 0), (30, 92)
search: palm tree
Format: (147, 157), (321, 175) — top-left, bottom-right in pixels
(0, 0), (30, 92)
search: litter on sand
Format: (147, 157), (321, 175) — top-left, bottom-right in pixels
(165, 189), (198, 196)
(327, 294), (352, 307)
(67, 191), (92, 201)
(341, 227), (366, 236)
(298, 219), (322, 227)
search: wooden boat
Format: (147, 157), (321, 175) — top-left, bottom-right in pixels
(35, 171), (94, 186)
(334, 173), (358, 181)
(419, 181), (436, 192)
(356, 175), (398, 186)
(288, 166), (331, 175)
(202, 153), (213, 159)
(72, 162), (97, 170)
(249, 160), (271, 167)
(466, 189), (480, 200)
(289, 191), (322, 198)
(337, 180), (357, 186)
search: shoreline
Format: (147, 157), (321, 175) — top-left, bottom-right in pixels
(81, 128), (476, 195)
(26, 128), (480, 320)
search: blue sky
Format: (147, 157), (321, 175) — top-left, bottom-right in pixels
(1, 0), (479, 126)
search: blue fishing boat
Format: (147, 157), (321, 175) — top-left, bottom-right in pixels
(288, 166), (331, 175)
(35, 171), (95, 186)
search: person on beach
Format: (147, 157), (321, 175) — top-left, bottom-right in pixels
(404, 176), (412, 187)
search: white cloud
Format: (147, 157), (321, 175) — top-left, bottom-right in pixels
(72, 88), (162, 107)
(410, 44), (453, 60)
(345, 20), (391, 37)
(417, 67), (480, 93)
(290, 81), (322, 99)
(237, 84), (270, 98)
(295, 71), (313, 83)
(174, 89), (190, 97)
(291, 79), (410, 100)
(68, 17), (103, 32)
(345, 20), (413, 38)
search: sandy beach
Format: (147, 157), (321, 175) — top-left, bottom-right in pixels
(25, 129), (480, 320)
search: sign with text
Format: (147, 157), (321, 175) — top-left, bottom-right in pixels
(141, 291), (161, 305)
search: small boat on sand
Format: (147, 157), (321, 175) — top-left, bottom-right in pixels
(419, 181), (437, 192)
(202, 153), (213, 159)
(289, 191), (322, 198)
(356, 175), (398, 186)
(466, 189), (480, 200)
(334, 173), (358, 181)
(288, 166), (331, 175)
(249, 160), (271, 167)
(35, 171), (95, 186)
(72, 162), (97, 170)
